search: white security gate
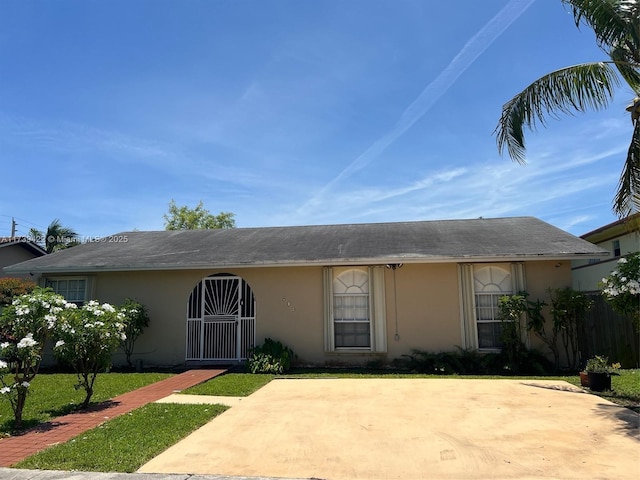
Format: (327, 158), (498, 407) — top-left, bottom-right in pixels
(186, 275), (256, 361)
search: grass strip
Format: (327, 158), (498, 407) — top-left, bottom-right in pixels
(563, 369), (639, 411)
(183, 372), (274, 396)
(0, 373), (173, 434)
(15, 402), (227, 473)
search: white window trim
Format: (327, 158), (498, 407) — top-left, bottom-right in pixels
(42, 276), (94, 304)
(459, 263), (526, 351)
(324, 266), (387, 353)
(334, 269), (370, 349)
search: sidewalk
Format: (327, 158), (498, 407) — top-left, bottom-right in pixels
(0, 369), (226, 467)
(0, 467), (304, 480)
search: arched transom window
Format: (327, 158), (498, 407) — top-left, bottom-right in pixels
(333, 269), (370, 348)
(473, 266), (512, 349)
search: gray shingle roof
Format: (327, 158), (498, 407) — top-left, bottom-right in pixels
(4, 217), (607, 274)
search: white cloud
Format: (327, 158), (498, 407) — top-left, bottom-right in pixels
(297, 0), (536, 217)
(276, 127), (621, 229)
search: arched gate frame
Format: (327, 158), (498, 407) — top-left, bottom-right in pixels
(186, 275), (256, 361)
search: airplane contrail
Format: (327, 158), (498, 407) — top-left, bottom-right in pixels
(299, 0), (536, 214)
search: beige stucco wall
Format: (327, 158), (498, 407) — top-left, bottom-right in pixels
(41, 260), (572, 368)
(572, 229), (639, 291)
(0, 245), (41, 279)
(89, 267), (327, 367)
(384, 263), (461, 360)
(521, 261), (573, 354)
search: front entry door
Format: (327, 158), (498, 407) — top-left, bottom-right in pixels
(186, 275), (256, 361)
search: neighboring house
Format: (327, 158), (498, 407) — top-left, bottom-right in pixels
(5, 217), (605, 367)
(0, 237), (46, 279)
(572, 214), (640, 292)
(571, 215), (640, 368)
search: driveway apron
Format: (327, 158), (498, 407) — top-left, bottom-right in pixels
(139, 378), (640, 479)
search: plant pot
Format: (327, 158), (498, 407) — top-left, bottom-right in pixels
(587, 372), (611, 392)
(579, 371), (589, 387)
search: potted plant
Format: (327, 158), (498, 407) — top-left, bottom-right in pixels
(584, 355), (620, 392)
(579, 370), (589, 387)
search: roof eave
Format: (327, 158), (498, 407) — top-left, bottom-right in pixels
(0, 240), (47, 256)
(5, 251), (609, 274)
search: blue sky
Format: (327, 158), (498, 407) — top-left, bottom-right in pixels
(0, 0), (634, 239)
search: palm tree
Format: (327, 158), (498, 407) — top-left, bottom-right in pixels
(30, 219), (79, 253)
(495, 0), (640, 218)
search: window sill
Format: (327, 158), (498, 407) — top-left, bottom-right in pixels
(326, 349), (384, 355)
(478, 348), (501, 354)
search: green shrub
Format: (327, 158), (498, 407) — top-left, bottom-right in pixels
(499, 348), (554, 375)
(400, 347), (554, 376)
(247, 338), (294, 374)
(400, 350), (460, 374)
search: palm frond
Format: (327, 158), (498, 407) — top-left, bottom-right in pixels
(610, 45), (640, 91)
(614, 116), (640, 216)
(495, 62), (619, 163)
(563, 0), (640, 56)
(44, 218), (79, 253)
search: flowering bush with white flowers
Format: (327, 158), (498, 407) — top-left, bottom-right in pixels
(601, 252), (640, 331)
(0, 287), (74, 428)
(53, 300), (126, 408)
(118, 298), (150, 368)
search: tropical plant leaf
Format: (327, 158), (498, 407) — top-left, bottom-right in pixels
(610, 45), (640, 91)
(614, 116), (640, 216)
(497, 1), (640, 217)
(495, 62), (619, 163)
(44, 219), (79, 253)
(563, 0), (640, 54)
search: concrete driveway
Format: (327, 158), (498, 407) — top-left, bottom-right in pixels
(139, 379), (639, 480)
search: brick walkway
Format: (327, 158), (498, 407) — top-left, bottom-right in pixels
(0, 369), (226, 467)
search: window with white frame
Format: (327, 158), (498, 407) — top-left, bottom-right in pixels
(333, 269), (371, 348)
(473, 266), (513, 349)
(45, 277), (89, 305)
(323, 266), (387, 353)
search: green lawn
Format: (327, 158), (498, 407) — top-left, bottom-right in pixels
(16, 403), (227, 473)
(0, 372), (173, 435)
(183, 372), (274, 396)
(562, 369), (640, 412)
(9, 373), (272, 473)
